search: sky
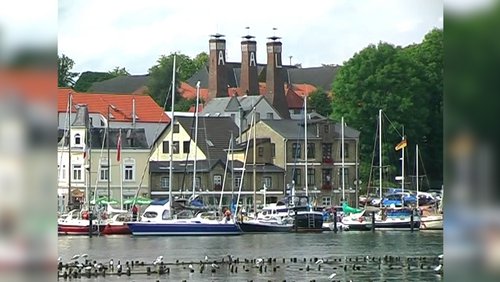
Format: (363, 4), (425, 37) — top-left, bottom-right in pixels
(56, 0), (443, 75)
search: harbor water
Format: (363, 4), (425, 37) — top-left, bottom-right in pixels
(58, 231), (443, 281)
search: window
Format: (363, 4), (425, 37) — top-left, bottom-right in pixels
(293, 109), (301, 114)
(322, 169), (332, 184)
(194, 177), (201, 189)
(267, 113), (273, 119)
(123, 159), (135, 181)
(258, 147), (264, 157)
(162, 141), (169, 154)
(343, 142), (349, 158)
(293, 168), (301, 186)
(324, 124), (329, 134)
(307, 143), (315, 159)
(292, 143), (301, 159)
(183, 141), (190, 154)
(263, 177), (272, 189)
(161, 177), (169, 190)
(173, 141), (179, 154)
(99, 159), (109, 181)
(271, 143), (276, 157)
(59, 164), (67, 180)
(231, 114), (236, 121)
(72, 164), (82, 181)
(255, 112), (261, 121)
(100, 119), (105, 126)
(234, 177), (242, 189)
(173, 124), (179, 133)
(213, 175), (222, 186)
(322, 143), (332, 162)
(74, 133), (81, 145)
(322, 197), (331, 206)
(337, 167), (349, 187)
(307, 168), (316, 186)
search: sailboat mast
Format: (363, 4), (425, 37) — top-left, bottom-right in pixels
(401, 127), (405, 195)
(416, 144), (419, 210)
(192, 81), (200, 197)
(378, 109), (382, 208)
(252, 107), (257, 216)
(304, 96), (308, 197)
(68, 92), (72, 210)
(341, 116), (345, 203)
(168, 55), (176, 216)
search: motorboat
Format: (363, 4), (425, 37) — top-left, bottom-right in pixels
(58, 209), (105, 235)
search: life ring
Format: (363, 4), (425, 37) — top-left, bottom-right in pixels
(358, 217), (364, 223)
(101, 212), (108, 220)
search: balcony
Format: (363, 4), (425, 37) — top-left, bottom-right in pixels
(321, 182), (332, 191)
(322, 156), (333, 164)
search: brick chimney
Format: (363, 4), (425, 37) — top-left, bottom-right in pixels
(240, 34), (259, 96)
(208, 33), (228, 101)
(265, 36), (290, 119)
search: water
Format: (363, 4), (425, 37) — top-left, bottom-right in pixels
(58, 231), (443, 281)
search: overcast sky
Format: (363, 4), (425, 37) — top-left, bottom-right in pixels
(57, 0), (443, 75)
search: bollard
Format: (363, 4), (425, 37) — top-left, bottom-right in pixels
(146, 267), (151, 275)
(411, 212), (414, 232)
(371, 211), (376, 232)
(88, 212), (93, 238)
(333, 210), (338, 233)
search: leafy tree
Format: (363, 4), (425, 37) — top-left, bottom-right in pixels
(108, 66), (130, 77)
(73, 71), (115, 92)
(58, 54), (79, 87)
(192, 52), (209, 70)
(147, 53), (204, 110)
(308, 88), (332, 117)
(331, 41), (434, 188)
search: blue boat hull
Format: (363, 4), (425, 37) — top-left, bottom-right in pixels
(126, 222), (242, 236)
(238, 221), (294, 233)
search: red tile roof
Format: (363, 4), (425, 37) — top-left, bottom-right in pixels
(58, 88), (169, 123)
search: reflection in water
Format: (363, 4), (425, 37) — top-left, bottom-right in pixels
(58, 231), (443, 281)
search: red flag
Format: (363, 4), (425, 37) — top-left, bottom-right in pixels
(83, 143), (89, 160)
(116, 129), (122, 162)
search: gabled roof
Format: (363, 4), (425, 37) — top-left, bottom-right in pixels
(89, 74), (149, 93)
(258, 119), (320, 140)
(287, 65), (339, 90)
(58, 88), (169, 123)
(149, 159), (225, 173)
(201, 95), (276, 118)
(174, 116), (239, 161)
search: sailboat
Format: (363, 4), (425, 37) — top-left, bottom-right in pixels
(373, 109), (420, 230)
(237, 108), (294, 233)
(416, 144), (443, 230)
(126, 56), (242, 236)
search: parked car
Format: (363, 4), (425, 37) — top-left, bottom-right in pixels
(382, 192), (417, 207)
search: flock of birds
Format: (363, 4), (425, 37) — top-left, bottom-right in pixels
(57, 253), (444, 281)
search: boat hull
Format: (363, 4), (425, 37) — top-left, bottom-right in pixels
(374, 219), (421, 231)
(58, 223), (105, 235)
(126, 222), (242, 236)
(238, 221), (294, 233)
(101, 223), (131, 235)
(293, 212), (324, 232)
(420, 215), (443, 230)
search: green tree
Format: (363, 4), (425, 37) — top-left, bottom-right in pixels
(108, 66), (130, 77)
(405, 29), (443, 185)
(58, 54), (79, 87)
(308, 88), (332, 117)
(331, 41), (433, 188)
(192, 52), (209, 70)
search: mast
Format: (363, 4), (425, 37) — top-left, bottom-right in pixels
(192, 81), (200, 198)
(68, 92), (72, 210)
(252, 107), (257, 217)
(378, 109), (382, 209)
(416, 144), (419, 210)
(107, 106), (110, 203)
(304, 96), (308, 197)
(341, 116), (345, 203)
(168, 54), (176, 216)
(401, 127), (405, 195)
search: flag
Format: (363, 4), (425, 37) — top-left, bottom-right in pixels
(395, 138), (407, 151)
(83, 143), (89, 159)
(116, 129), (122, 162)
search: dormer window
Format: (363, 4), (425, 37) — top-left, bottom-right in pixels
(74, 133), (81, 145)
